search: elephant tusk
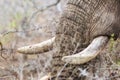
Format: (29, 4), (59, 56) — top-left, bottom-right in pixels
(17, 37), (55, 54)
(40, 74), (51, 80)
(62, 36), (108, 64)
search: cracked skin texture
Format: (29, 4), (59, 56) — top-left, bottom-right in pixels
(49, 0), (120, 79)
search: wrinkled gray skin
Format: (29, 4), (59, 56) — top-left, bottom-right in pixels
(50, 0), (120, 79)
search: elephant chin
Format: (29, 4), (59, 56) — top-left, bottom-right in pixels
(17, 37), (55, 54)
(62, 36), (108, 64)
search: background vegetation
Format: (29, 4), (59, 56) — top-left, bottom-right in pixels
(0, 0), (63, 80)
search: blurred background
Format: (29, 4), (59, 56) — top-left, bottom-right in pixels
(0, 0), (66, 80)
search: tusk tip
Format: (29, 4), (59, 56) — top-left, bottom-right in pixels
(17, 47), (23, 53)
(62, 56), (72, 63)
(17, 47), (29, 54)
(40, 73), (51, 80)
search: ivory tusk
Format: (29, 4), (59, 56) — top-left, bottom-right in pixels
(40, 74), (51, 80)
(17, 37), (55, 54)
(62, 36), (108, 64)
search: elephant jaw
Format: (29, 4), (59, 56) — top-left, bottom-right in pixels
(17, 37), (55, 54)
(62, 36), (108, 64)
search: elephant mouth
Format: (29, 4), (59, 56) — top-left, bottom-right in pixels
(17, 36), (108, 64)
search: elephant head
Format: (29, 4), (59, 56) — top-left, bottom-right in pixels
(17, 0), (120, 79)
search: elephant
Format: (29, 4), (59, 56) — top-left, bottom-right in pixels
(17, 0), (120, 80)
